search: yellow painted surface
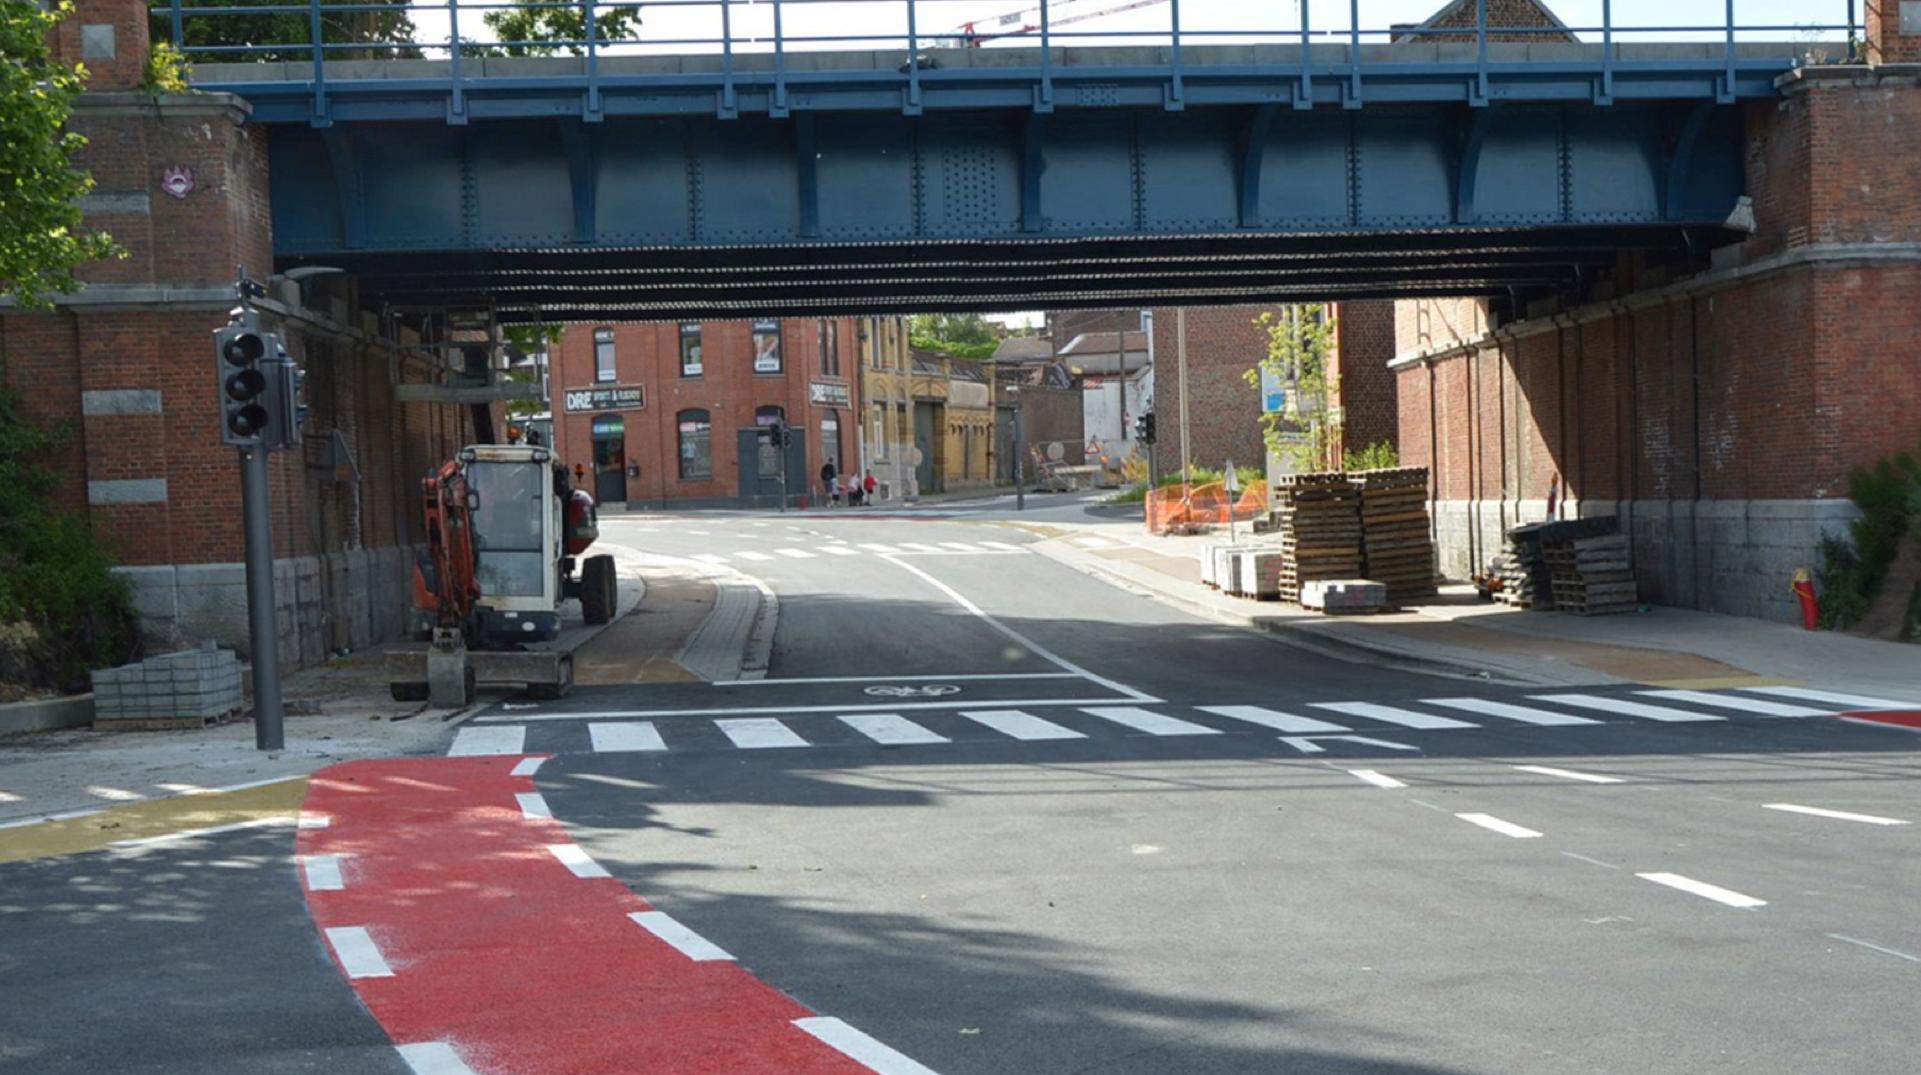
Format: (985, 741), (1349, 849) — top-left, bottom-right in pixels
(0, 778), (307, 864)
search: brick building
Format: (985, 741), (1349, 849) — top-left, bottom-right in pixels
(1146, 305), (1272, 479)
(1392, 62), (1921, 623)
(1392, 0), (1574, 42)
(3, 6), (478, 667)
(1327, 301), (1400, 461)
(545, 318), (861, 509)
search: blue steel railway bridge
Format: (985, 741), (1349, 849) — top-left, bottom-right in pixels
(166, 0), (1856, 321)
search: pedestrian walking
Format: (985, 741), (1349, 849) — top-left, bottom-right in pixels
(846, 472), (864, 508)
(863, 470), (878, 505)
(820, 460), (839, 506)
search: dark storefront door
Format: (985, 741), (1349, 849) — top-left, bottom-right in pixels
(914, 402), (938, 494)
(591, 416), (627, 504)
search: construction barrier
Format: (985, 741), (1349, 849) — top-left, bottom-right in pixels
(1145, 481), (1269, 535)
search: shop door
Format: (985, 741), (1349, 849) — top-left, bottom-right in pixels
(591, 416), (627, 504)
(913, 402), (937, 493)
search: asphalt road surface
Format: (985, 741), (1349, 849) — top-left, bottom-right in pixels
(5, 507), (1917, 1075)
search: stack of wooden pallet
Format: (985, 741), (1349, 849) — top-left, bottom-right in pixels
(1545, 532), (1637, 615)
(1353, 467), (1437, 603)
(1493, 523), (1554, 609)
(1272, 472), (1363, 603)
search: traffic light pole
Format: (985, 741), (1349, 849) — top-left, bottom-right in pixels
(239, 444), (285, 751)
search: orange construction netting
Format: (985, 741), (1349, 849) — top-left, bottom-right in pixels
(1145, 481), (1269, 534)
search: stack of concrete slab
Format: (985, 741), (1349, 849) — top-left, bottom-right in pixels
(90, 648), (244, 730)
(1236, 548), (1286, 600)
(1301, 579), (1387, 613)
(1353, 467), (1438, 604)
(1272, 472), (1363, 603)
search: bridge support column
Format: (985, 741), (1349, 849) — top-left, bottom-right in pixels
(1867, 0), (1921, 64)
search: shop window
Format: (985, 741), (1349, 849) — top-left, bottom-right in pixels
(594, 327), (616, 383)
(679, 322), (703, 377)
(818, 320), (840, 377)
(753, 319), (782, 374)
(677, 408), (711, 480)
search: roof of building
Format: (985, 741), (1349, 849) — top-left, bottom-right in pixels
(1057, 330), (1150, 375)
(990, 336), (1056, 363)
(1393, 0), (1573, 41)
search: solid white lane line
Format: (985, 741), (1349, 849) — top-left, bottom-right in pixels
(820, 545), (862, 557)
(546, 843), (611, 879)
(1763, 803), (1909, 826)
(325, 926), (395, 978)
(589, 722), (667, 752)
(736, 550), (776, 561)
(897, 542), (943, 553)
(1455, 813), (1543, 839)
(1637, 872), (1766, 909)
(509, 757), (547, 777)
(449, 726), (528, 757)
(395, 1042), (478, 1075)
(303, 854), (345, 891)
(716, 673), (1080, 687)
(1348, 769), (1406, 789)
(715, 717), (809, 749)
(515, 792), (552, 820)
(775, 548), (816, 559)
(1080, 706), (1223, 736)
(793, 1017), (939, 1075)
(108, 816), (297, 848)
(1513, 764), (1624, 784)
(962, 709), (1086, 741)
(1424, 697), (1602, 726)
(1745, 686), (1915, 711)
(1637, 690), (1831, 717)
(1528, 693), (1724, 723)
(840, 713), (949, 745)
(1826, 934), (1921, 963)
(692, 553), (731, 565)
(1197, 705), (1351, 734)
(859, 543), (900, 553)
(1308, 702), (1477, 730)
(880, 556), (1158, 703)
(629, 911), (735, 961)
(486, 698), (1132, 721)
(981, 541), (1023, 551)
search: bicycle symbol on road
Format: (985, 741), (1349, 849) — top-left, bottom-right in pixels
(863, 684), (962, 698)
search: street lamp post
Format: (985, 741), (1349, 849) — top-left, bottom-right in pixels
(1009, 383), (1024, 512)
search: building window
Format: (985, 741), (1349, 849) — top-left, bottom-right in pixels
(679, 322), (703, 377)
(818, 320), (839, 377)
(752, 318), (782, 374)
(594, 327), (616, 383)
(677, 408), (712, 480)
(870, 407), (886, 460)
(820, 409), (841, 473)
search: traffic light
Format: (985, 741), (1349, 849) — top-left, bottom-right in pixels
(1135, 412), (1156, 446)
(215, 315), (305, 450)
(216, 318), (272, 446)
(768, 420), (788, 449)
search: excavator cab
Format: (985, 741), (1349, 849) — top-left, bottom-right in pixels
(465, 447), (564, 644)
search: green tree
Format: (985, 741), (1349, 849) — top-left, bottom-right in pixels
(483, 3), (643, 56)
(1243, 306), (1338, 473)
(1, 0), (125, 308)
(150, 0), (419, 64)
(910, 313), (999, 348)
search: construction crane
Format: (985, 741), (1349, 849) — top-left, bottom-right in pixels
(941, 0), (1170, 48)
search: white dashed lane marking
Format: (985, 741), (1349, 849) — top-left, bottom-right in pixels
(324, 926), (395, 979)
(1637, 872), (1766, 909)
(1763, 803), (1909, 826)
(1455, 813), (1543, 839)
(629, 911), (736, 961)
(1512, 765), (1623, 784)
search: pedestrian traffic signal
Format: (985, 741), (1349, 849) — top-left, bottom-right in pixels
(216, 319), (273, 446)
(768, 420), (788, 449)
(1135, 412), (1156, 445)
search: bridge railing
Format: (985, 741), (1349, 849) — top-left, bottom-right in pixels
(155, 0), (1859, 120)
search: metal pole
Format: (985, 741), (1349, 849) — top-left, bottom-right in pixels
(1013, 398), (1025, 511)
(240, 446), (285, 751)
(1177, 306), (1191, 487)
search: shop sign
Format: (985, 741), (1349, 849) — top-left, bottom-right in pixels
(808, 382), (850, 407)
(564, 384), (646, 413)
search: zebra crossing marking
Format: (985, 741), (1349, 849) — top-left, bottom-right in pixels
(715, 717), (808, 749)
(839, 713), (950, 745)
(1529, 693), (1725, 722)
(961, 709), (1086, 741)
(1744, 686), (1913, 711)
(1637, 690), (1830, 718)
(820, 545), (862, 557)
(449, 726), (527, 757)
(1422, 697), (1601, 726)
(588, 722), (666, 753)
(1196, 705), (1350, 734)
(735, 551), (775, 561)
(1080, 706), (1222, 736)
(774, 548), (816, 559)
(1307, 702), (1478, 730)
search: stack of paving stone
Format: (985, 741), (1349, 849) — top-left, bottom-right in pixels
(90, 648), (244, 730)
(1493, 523), (1554, 609)
(1353, 467), (1438, 603)
(1545, 529), (1637, 615)
(1272, 472), (1363, 603)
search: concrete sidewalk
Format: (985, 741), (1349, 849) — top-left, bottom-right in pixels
(992, 507), (1921, 702)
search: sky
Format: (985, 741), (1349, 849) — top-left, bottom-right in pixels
(400, 0), (1853, 60)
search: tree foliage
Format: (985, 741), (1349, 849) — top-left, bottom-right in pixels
(1243, 307), (1337, 473)
(483, 3), (643, 56)
(1816, 442), (1921, 637)
(150, 0), (419, 63)
(0, 387), (141, 695)
(1, 0), (125, 308)
(909, 313), (1001, 358)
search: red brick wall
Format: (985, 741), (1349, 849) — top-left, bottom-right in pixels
(547, 318), (861, 505)
(1867, 0), (1921, 63)
(1328, 300), (1399, 461)
(1397, 0), (1575, 43)
(1148, 305), (1271, 475)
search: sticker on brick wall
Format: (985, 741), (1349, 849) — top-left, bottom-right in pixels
(160, 165), (196, 199)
